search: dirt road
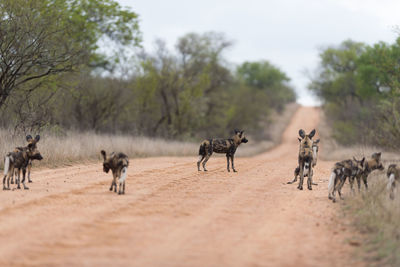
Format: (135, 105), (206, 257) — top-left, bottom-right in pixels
(0, 107), (362, 267)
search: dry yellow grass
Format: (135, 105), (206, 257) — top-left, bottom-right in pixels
(343, 171), (400, 266)
(237, 102), (299, 157)
(317, 111), (400, 163)
(0, 131), (198, 168)
(0, 103), (299, 168)
(317, 110), (400, 266)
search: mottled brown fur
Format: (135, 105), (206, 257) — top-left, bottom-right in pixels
(197, 130), (248, 172)
(10, 135), (43, 184)
(357, 152), (384, 191)
(296, 129), (316, 190)
(387, 164), (400, 199)
(328, 158), (365, 202)
(288, 138), (319, 185)
(101, 150), (129, 195)
(2, 135), (42, 190)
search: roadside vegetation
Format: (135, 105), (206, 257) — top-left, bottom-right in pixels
(0, 0), (297, 166)
(311, 37), (400, 266)
(309, 37), (400, 149)
(342, 172), (400, 266)
(0, 103), (298, 168)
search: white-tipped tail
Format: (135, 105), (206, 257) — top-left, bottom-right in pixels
(304, 162), (310, 171)
(3, 156), (10, 176)
(328, 171), (336, 195)
(388, 173), (395, 191)
(119, 167), (127, 183)
(312, 147), (318, 166)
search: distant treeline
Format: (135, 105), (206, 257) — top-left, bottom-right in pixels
(0, 0), (295, 140)
(310, 37), (400, 149)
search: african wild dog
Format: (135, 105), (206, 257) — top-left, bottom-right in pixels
(327, 157), (365, 202)
(357, 152), (384, 191)
(296, 129), (316, 190)
(197, 130), (248, 172)
(387, 164), (399, 199)
(288, 138), (319, 185)
(2, 135), (43, 190)
(101, 150), (129, 195)
(11, 135), (43, 184)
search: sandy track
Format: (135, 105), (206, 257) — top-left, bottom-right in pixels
(0, 107), (362, 267)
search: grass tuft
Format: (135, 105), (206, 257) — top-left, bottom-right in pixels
(343, 172), (400, 266)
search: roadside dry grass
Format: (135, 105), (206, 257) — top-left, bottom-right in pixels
(317, 111), (400, 163)
(0, 103), (299, 168)
(342, 172), (400, 266)
(237, 102), (299, 157)
(318, 110), (400, 266)
(0, 131), (198, 168)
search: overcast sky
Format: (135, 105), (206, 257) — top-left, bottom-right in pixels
(117, 0), (400, 106)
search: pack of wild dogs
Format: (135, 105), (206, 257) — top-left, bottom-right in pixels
(2, 134), (129, 195)
(287, 129), (397, 202)
(2, 130), (399, 200)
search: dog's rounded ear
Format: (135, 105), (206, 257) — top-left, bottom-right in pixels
(100, 150), (106, 160)
(309, 129), (316, 138)
(26, 135), (33, 142)
(299, 129), (305, 138)
(35, 135), (40, 142)
(377, 152), (382, 158)
(314, 139), (320, 144)
(361, 157), (365, 166)
(234, 129), (240, 135)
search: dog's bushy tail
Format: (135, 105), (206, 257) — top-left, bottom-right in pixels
(119, 167), (128, 183)
(3, 155), (11, 176)
(328, 171), (336, 197)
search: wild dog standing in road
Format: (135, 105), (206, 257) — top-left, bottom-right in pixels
(327, 157), (365, 202)
(101, 150), (129, 195)
(386, 164), (399, 199)
(356, 152), (384, 191)
(2, 135), (43, 190)
(288, 138), (320, 185)
(297, 129), (316, 190)
(197, 130), (248, 172)
(11, 134), (42, 184)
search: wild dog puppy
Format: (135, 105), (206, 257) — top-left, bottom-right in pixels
(197, 130), (248, 172)
(2, 135), (43, 190)
(101, 150), (129, 195)
(327, 157), (365, 202)
(297, 129), (316, 190)
(356, 152), (384, 191)
(11, 134), (42, 184)
(386, 164), (399, 199)
(288, 138), (320, 185)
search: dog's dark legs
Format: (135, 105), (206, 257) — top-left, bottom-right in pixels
(231, 155), (236, 172)
(202, 154), (211, 171)
(197, 155), (205, 171)
(21, 168), (29, 190)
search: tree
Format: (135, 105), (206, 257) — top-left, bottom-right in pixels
(0, 0), (140, 109)
(309, 38), (400, 148)
(131, 33), (233, 138)
(236, 61), (296, 112)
